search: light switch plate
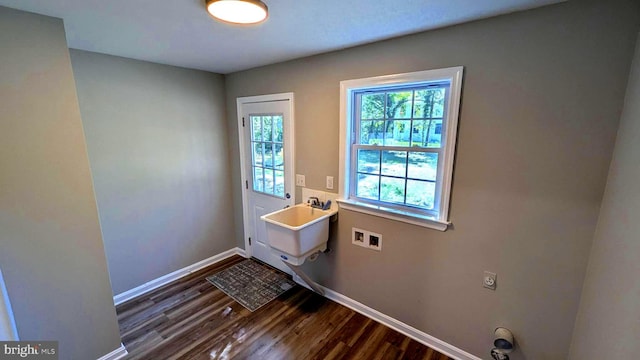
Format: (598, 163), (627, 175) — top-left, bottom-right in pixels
(295, 174), (305, 187)
(326, 176), (334, 190)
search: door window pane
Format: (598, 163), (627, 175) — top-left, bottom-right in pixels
(252, 116), (262, 141)
(252, 142), (263, 166)
(274, 170), (285, 197)
(264, 168), (274, 193)
(273, 143), (284, 170)
(253, 167), (264, 192)
(262, 116), (272, 142)
(273, 115), (283, 142)
(263, 143), (273, 168)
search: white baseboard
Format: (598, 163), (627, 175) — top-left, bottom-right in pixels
(114, 247), (246, 305)
(97, 343), (127, 360)
(292, 275), (481, 360)
(112, 248), (477, 359)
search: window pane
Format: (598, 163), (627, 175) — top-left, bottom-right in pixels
(383, 120), (411, 146)
(410, 120), (428, 147)
(273, 143), (284, 170)
(406, 180), (435, 210)
(253, 167), (264, 192)
(380, 177), (405, 204)
(251, 116), (262, 141)
(413, 88), (445, 118)
(262, 116), (272, 141)
(426, 119), (443, 148)
(386, 91), (413, 119)
(357, 149), (380, 174)
(361, 93), (385, 119)
(360, 120), (384, 145)
(356, 174), (379, 200)
(273, 115), (283, 142)
(410, 120), (442, 148)
(274, 170), (285, 197)
(252, 142), (263, 166)
(263, 143), (273, 168)
(407, 152), (438, 181)
(381, 150), (406, 177)
(264, 168), (274, 194)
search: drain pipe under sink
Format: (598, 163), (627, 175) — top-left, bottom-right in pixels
(282, 261), (324, 296)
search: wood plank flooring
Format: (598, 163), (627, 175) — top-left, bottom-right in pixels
(116, 255), (453, 360)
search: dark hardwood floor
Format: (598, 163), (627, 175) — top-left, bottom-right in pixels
(116, 255), (453, 360)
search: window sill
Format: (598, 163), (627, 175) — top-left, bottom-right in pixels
(336, 199), (450, 231)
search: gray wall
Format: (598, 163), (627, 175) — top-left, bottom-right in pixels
(0, 6), (122, 359)
(568, 34), (640, 360)
(69, 50), (235, 295)
(225, 0), (640, 358)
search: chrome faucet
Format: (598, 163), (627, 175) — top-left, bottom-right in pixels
(308, 197), (332, 211)
(308, 197), (322, 208)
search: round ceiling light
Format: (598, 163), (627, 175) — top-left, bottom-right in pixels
(206, 0), (268, 25)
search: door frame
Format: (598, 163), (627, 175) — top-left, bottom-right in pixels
(237, 93), (295, 257)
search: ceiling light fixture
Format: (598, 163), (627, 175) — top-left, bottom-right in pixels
(205, 0), (268, 25)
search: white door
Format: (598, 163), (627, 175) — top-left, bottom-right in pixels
(238, 94), (294, 274)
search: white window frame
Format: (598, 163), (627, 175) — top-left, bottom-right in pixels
(338, 67), (463, 231)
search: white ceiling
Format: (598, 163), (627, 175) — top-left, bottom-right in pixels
(0, 0), (563, 74)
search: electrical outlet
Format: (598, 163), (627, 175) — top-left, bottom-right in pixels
(352, 228), (382, 251)
(352, 228), (366, 245)
(295, 174), (305, 187)
(368, 232), (382, 251)
(326, 176), (334, 190)
(484, 271), (497, 290)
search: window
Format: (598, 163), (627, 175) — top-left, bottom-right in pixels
(250, 114), (285, 197)
(338, 67), (463, 231)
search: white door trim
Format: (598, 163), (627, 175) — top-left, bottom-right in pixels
(237, 93), (295, 257)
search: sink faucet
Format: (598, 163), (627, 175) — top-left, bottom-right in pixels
(308, 197), (322, 208)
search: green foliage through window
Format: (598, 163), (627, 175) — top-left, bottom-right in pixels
(353, 84), (448, 211)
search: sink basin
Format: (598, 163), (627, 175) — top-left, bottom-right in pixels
(261, 204), (337, 258)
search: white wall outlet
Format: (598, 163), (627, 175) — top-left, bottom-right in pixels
(368, 232), (382, 251)
(352, 228), (366, 246)
(484, 271), (497, 290)
(295, 174), (305, 187)
(352, 228), (382, 251)
(326, 176), (334, 190)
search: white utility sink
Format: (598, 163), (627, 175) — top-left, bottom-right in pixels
(261, 203), (337, 261)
